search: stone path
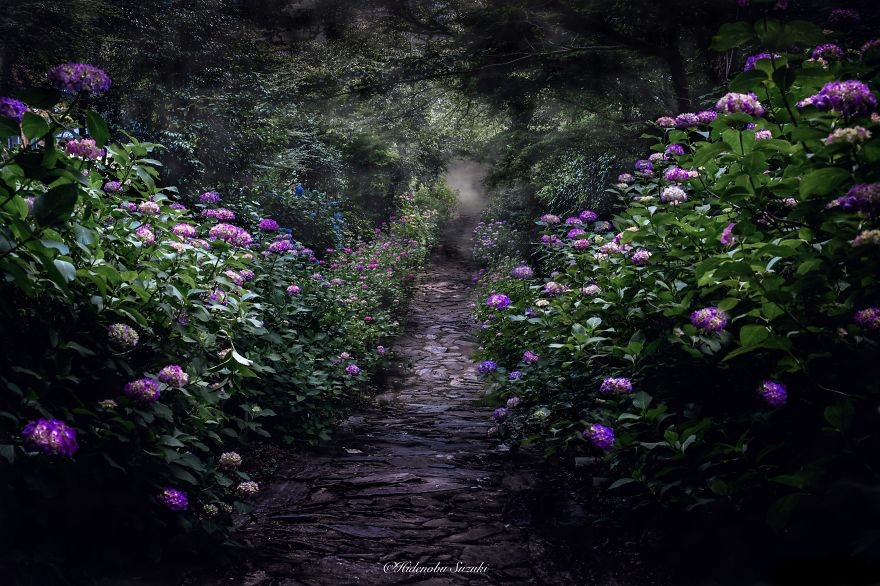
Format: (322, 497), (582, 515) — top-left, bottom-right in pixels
(217, 211), (580, 586)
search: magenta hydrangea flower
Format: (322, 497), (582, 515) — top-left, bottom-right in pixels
(812, 44), (844, 60)
(124, 378), (161, 404)
(135, 224), (156, 245)
(492, 407), (508, 421)
(258, 218), (279, 231)
(199, 191), (220, 204)
(209, 223), (253, 247)
(567, 228), (586, 239)
(634, 159), (654, 172)
(579, 210), (598, 222)
(540, 214), (560, 224)
(665, 144), (686, 156)
(584, 424), (615, 450)
(690, 307), (729, 332)
(240, 269), (255, 281)
(267, 240), (294, 253)
(478, 360), (497, 374)
(743, 53), (780, 71)
(0, 97), (27, 122)
(675, 112), (700, 128)
(486, 293), (512, 309)
(600, 377), (633, 395)
(103, 181), (122, 193)
(656, 116), (676, 127)
(511, 265), (534, 279)
(345, 364), (361, 376)
(202, 208), (236, 221)
(522, 350), (539, 364)
(696, 110), (717, 124)
(108, 323), (139, 349)
(22, 418), (78, 457)
(631, 249), (652, 265)
(581, 284), (601, 296)
(172, 223), (197, 238)
(284, 284), (301, 296)
(716, 92), (765, 117)
(158, 365), (188, 387)
(224, 270), (244, 286)
(573, 238), (591, 251)
(159, 488), (188, 512)
(64, 138), (104, 160)
(798, 81), (877, 117)
(47, 63), (111, 95)
(138, 201), (160, 215)
(758, 380), (787, 406)
(664, 168), (697, 183)
(854, 307), (880, 330)
(169, 202), (186, 211)
(720, 223), (736, 247)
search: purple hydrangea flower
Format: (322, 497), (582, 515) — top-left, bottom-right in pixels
(47, 63), (112, 95)
(268, 240), (295, 253)
(209, 223), (253, 247)
(158, 364), (189, 387)
(798, 81), (877, 117)
(827, 184), (880, 216)
(108, 323), (139, 349)
(573, 238), (591, 251)
(22, 418), (78, 457)
(567, 228), (586, 239)
(486, 293), (512, 309)
(345, 364), (361, 376)
(0, 97), (27, 122)
(286, 284), (301, 296)
(579, 210), (598, 222)
(258, 218), (279, 231)
(543, 281), (567, 295)
(656, 116), (676, 127)
(664, 168), (697, 183)
(743, 53), (780, 71)
(665, 144), (686, 156)
(827, 8), (860, 26)
(540, 214), (560, 224)
(172, 223), (197, 238)
(696, 110), (718, 124)
(478, 360), (497, 374)
(690, 307), (729, 332)
(634, 160), (654, 172)
(103, 181), (122, 193)
(755, 129), (773, 140)
(508, 371), (523, 380)
(202, 208), (236, 221)
(617, 173), (634, 184)
(138, 201), (160, 215)
(812, 44), (845, 60)
(584, 424), (615, 450)
(506, 396), (521, 409)
(593, 221), (612, 232)
(492, 407), (508, 421)
(159, 488), (188, 512)
(854, 307), (880, 330)
(135, 224), (156, 245)
(169, 202), (186, 211)
(240, 269), (255, 281)
(64, 138), (104, 160)
(511, 265), (534, 279)
(237, 481), (260, 497)
(631, 249), (652, 265)
(720, 223), (736, 247)
(675, 112), (700, 128)
(758, 380), (787, 406)
(600, 377), (633, 395)
(199, 191), (220, 204)
(716, 92), (765, 117)
(522, 350), (539, 364)
(124, 378), (161, 404)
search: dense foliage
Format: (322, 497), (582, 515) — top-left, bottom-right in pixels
(475, 9), (880, 542)
(0, 70), (450, 579)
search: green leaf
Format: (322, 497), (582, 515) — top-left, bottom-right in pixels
(709, 478), (729, 496)
(739, 325), (770, 347)
(0, 118), (19, 138)
(16, 88), (62, 109)
(783, 21), (825, 46)
(710, 22), (754, 51)
(728, 69), (768, 93)
(21, 112), (49, 141)
(608, 478), (635, 490)
(86, 111), (110, 147)
(771, 66), (796, 92)
(824, 401), (854, 431)
(767, 493), (801, 530)
(231, 350), (252, 366)
(799, 167), (851, 198)
(34, 183), (79, 227)
(53, 259), (76, 283)
(693, 142), (731, 166)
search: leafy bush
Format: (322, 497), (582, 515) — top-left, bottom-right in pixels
(475, 16), (880, 531)
(0, 65), (442, 575)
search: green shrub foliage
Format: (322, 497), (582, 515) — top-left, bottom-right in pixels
(474, 19), (880, 528)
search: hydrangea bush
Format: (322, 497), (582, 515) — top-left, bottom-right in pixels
(0, 65), (444, 553)
(475, 16), (880, 529)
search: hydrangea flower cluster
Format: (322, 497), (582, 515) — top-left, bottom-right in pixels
(0, 97), (27, 122)
(593, 221), (612, 232)
(236, 481), (260, 497)
(827, 8), (859, 26)
(743, 53), (780, 71)
(758, 380), (787, 406)
(172, 223), (197, 238)
(754, 130), (773, 140)
(268, 240), (295, 253)
(508, 371), (523, 380)
(208, 223), (253, 247)
(584, 424), (614, 450)
(600, 377), (633, 394)
(478, 360), (497, 374)
(124, 378), (161, 404)
(567, 228), (586, 239)
(511, 265), (534, 279)
(798, 81), (877, 117)
(22, 418), (78, 457)
(258, 218), (279, 231)
(579, 210), (598, 222)
(716, 92), (765, 117)
(660, 186), (688, 205)
(665, 144), (686, 156)
(202, 208), (236, 221)
(543, 281), (567, 295)
(107, 323), (139, 349)
(159, 488), (188, 512)
(540, 214), (560, 224)
(581, 284), (601, 296)
(506, 396), (521, 408)
(492, 407), (508, 421)
(345, 364), (361, 376)
(825, 127), (871, 145)
(573, 238), (591, 251)
(138, 201), (160, 215)
(103, 181), (122, 193)
(199, 191), (220, 204)
(617, 173), (634, 183)
(854, 307), (880, 330)
(286, 284), (301, 295)
(631, 249), (651, 265)
(47, 63), (112, 95)
(486, 293), (511, 309)
(158, 364), (188, 387)
(135, 224), (156, 245)
(811, 44), (845, 61)
(720, 223), (736, 247)
(853, 230), (880, 247)
(522, 351), (539, 364)
(827, 184), (880, 216)
(64, 138), (105, 160)
(690, 307), (729, 332)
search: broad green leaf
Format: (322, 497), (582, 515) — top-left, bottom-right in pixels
(86, 111), (110, 147)
(799, 167), (850, 198)
(739, 325), (770, 347)
(710, 22), (754, 51)
(34, 183), (79, 227)
(21, 112), (49, 141)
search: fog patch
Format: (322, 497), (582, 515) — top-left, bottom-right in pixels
(444, 159), (488, 215)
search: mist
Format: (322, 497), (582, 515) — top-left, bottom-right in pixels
(444, 158), (488, 215)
